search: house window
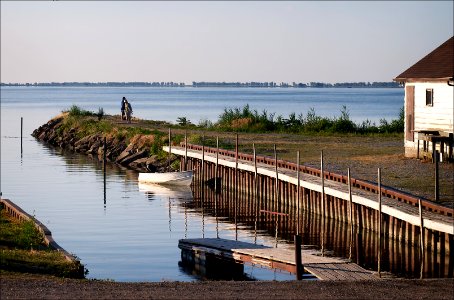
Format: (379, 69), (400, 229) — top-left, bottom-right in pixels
(426, 89), (433, 106)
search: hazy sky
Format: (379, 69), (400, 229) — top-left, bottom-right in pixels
(1, 1), (453, 84)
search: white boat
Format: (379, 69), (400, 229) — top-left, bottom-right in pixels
(138, 170), (193, 186)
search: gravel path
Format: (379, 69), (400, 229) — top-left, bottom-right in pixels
(1, 273), (453, 299)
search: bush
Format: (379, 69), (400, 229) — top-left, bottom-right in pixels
(213, 104), (404, 135)
(176, 117), (192, 127)
(67, 105), (94, 117)
(96, 107), (104, 121)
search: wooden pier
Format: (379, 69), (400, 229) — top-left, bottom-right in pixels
(166, 142), (453, 278)
(166, 144), (453, 236)
(179, 238), (378, 281)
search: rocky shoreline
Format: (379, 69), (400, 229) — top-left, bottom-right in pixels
(32, 114), (176, 173)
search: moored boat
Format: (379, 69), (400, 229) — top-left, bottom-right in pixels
(138, 170), (193, 186)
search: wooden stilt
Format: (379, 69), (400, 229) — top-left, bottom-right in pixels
(419, 199), (425, 279)
(378, 168), (382, 278)
(296, 151), (300, 235)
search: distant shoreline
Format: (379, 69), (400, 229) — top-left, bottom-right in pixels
(0, 81), (401, 88)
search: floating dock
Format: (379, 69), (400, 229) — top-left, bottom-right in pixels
(179, 238), (378, 281)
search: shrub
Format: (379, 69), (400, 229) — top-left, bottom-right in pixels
(176, 117), (192, 126)
(96, 107), (104, 121)
(67, 105), (93, 117)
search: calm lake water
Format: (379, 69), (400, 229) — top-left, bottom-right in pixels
(4, 86), (435, 282)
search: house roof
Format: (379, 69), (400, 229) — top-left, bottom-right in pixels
(394, 36), (454, 82)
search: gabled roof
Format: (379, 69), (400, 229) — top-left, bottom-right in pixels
(394, 36), (453, 82)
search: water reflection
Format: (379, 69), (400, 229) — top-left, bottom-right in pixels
(190, 183), (452, 279)
(138, 182), (193, 201)
(19, 142), (451, 280)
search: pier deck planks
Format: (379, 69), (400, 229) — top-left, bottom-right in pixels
(166, 146), (454, 235)
(179, 238), (378, 281)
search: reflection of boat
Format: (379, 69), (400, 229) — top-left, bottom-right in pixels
(138, 170), (193, 186)
(138, 182), (192, 199)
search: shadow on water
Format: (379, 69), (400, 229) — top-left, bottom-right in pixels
(178, 254), (255, 281)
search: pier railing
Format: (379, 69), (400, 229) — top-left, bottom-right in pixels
(181, 143), (453, 217)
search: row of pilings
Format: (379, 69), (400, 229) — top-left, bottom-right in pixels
(180, 150), (453, 278)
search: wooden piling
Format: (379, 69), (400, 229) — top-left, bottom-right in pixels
(294, 234), (303, 280)
(378, 168), (382, 278)
(215, 137), (219, 238)
(274, 144), (279, 212)
(20, 117), (23, 154)
(419, 199), (425, 279)
(184, 131), (188, 171)
(296, 151), (301, 235)
(320, 151), (325, 218)
(435, 151), (439, 201)
(235, 134), (238, 240)
(274, 145), (280, 247)
(348, 168), (353, 260)
(253, 143), (258, 243)
(103, 136), (107, 206)
(168, 128), (172, 171)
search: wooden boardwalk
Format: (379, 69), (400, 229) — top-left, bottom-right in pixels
(179, 238), (378, 281)
(166, 146), (454, 236)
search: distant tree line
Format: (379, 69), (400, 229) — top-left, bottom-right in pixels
(192, 81), (400, 88)
(0, 82), (185, 87)
(1, 81), (400, 88)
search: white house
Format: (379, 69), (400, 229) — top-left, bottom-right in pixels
(394, 36), (453, 162)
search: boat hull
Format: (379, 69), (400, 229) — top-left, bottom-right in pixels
(138, 170), (193, 186)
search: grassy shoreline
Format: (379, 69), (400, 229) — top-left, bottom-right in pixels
(0, 207), (85, 278)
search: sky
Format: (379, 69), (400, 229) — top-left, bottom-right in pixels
(1, 1), (453, 84)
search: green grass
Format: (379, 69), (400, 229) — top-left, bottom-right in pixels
(0, 208), (85, 278)
(211, 104), (404, 135)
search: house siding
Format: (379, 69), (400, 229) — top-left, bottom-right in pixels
(404, 82), (453, 157)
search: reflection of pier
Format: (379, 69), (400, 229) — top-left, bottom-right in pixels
(179, 238), (377, 281)
(165, 141), (453, 278)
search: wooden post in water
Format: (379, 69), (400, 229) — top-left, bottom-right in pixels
(296, 151), (301, 235)
(418, 199), (425, 279)
(377, 168), (382, 278)
(20, 117), (23, 154)
(294, 234), (303, 280)
(435, 151), (439, 201)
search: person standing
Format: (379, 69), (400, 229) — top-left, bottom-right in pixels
(125, 99), (133, 123)
(121, 97), (127, 120)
